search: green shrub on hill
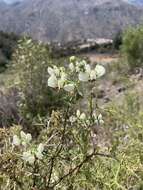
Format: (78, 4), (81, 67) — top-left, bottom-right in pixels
(113, 31), (123, 50)
(12, 38), (75, 126)
(0, 31), (19, 71)
(122, 26), (143, 69)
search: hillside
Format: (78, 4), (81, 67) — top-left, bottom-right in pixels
(0, 0), (143, 42)
(129, 0), (143, 5)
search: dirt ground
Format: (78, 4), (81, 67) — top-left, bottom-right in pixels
(81, 52), (119, 64)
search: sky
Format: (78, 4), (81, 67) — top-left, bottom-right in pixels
(4, 0), (23, 4)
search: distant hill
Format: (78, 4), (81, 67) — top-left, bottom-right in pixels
(129, 0), (143, 5)
(0, 0), (143, 43)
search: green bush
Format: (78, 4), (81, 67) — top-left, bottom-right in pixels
(121, 26), (143, 69)
(0, 31), (19, 71)
(12, 38), (69, 124)
(113, 31), (123, 50)
(0, 56), (107, 190)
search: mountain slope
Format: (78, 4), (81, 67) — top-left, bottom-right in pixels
(0, 0), (143, 43)
(129, 0), (143, 5)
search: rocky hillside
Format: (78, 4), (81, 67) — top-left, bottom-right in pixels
(0, 0), (143, 43)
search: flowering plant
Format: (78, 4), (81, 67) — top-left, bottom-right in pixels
(0, 56), (110, 190)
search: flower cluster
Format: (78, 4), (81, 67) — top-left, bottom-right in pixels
(69, 110), (104, 126)
(13, 131), (32, 147)
(12, 131), (44, 164)
(47, 56), (105, 91)
(22, 143), (44, 164)
(92, 112), (104, 125)
(69, 57), (105, 82)
(48, 66), (75, 92)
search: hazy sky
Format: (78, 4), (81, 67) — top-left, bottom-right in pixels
(4, 0), (23, 4)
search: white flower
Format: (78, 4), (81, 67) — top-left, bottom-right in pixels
(53, 66), (60, 76)
(76, 110), (81, 117)
(69, 63), (75, 72)
(80, 60), (87, 66)
(20, 131), (32, 144)
(69, 116), (77, 123)
(98, 114), (104, 124)
(85, 64), (91, 74)
(95, 114), (104, 125)
(36, 151), (43, 159)
(95, 65), (105, 78)
(78, 72), (89, 82)
(58, 79), (65, 89)
(12, 135), (20, 146)
(92, 111), (97, 119)
(48, 74), (58, 88)
(48, 67), (55, 75)
(64, 84), (75, 92)
(37, 143), (44, 153)
(75, 61), (81, 72)
(36, 143), (44, 159)
(70, 56), (76, 62)
(90, 70), (96, 80)
(61, 72), (67, 80)
(98, 114), (103, 120)
(22, 151), (35, 164)
(80, 113), (86, 120)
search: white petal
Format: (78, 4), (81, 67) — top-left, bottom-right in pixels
(85, 64), (91, 74)
(48, 75), (58, 88)
(26, 133), (32, 142)
(20, 131), (27, 140)
(53, 66), (60, 76)
(48, 67), (55, 75)
(98, 114), (103, 120)
(92, 111), (97, 119)
(13, 135), (20, 146)
(37, 143), (44, 153)
(21, 131), (32, 143)
(95, 65), (105, 78)
(22, 151), (35, 164)
(69, 63), (75, 72)
(81, 60), (87, 66)
(36, 151), (43, 159)
(70, 56), (76, 62)
(64, 84), (75, 92)
(90, 70), (96, 80)
(58, 79), (65, 89)
(61, 72), (67, 80)
(78, 72), (89, 82)
(80, 113), (86, 120)
(100, 120), (104, 124)
(69, 116), (77, 123)
(76, 110), (80, 117)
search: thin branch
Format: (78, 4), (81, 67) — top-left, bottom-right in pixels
(47, 157), (55, 188)
(50, 151), (114, 189)
(46, 106), (70, 188)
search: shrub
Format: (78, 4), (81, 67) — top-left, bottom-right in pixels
(0, 31), (19, 71)
(0, 57), (107, 189)
(121, 26), (143, 69)
(113, 31), (123, 50)
(12, 38), (70, 124)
